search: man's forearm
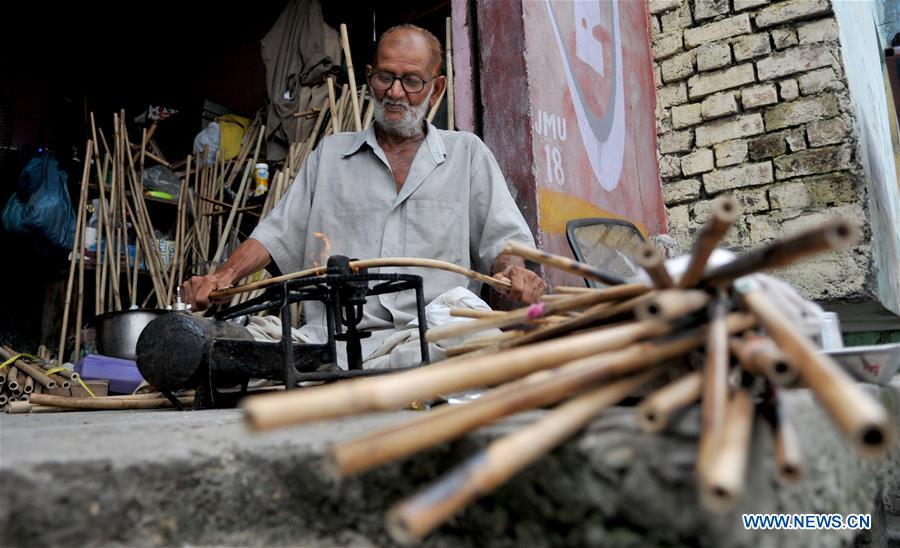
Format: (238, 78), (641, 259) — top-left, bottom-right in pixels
(214, 238), (272, 286)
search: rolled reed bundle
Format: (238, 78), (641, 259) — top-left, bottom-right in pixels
(739, 283), (891, 456)
(636, 370), (703, 433)
(385, 370), (661, 544)
(678, 197), (740, 288)
(243, 319), (673, 430)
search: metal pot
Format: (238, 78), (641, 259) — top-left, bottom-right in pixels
(96, 309), (170, 361)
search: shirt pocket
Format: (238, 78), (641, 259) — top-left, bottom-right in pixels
(404, 198), (465, 264)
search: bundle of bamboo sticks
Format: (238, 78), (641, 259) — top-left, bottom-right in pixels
(236, 196), (893, 543)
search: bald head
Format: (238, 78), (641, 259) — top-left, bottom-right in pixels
(374, 24), (443, 76)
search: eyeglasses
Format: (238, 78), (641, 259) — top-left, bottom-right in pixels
(368, 71), (433, 93)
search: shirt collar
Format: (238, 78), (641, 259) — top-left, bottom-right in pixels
(342, 122), (447, 165)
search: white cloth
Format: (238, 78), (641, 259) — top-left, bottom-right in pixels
(250, 124), (535, 365)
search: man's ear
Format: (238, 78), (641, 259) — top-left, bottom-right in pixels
(430, 75), (447, 109)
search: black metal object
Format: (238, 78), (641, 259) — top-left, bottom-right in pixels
(136, 256), (431, 408)
(215, 254), (430, 384)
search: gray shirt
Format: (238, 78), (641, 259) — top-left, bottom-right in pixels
(250, 123), (535, 354)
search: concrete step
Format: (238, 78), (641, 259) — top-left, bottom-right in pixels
(1, 380), (899, 547)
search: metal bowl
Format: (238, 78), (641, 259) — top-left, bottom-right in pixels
(96, 309), (170, 361)
(827, 343), (900, 385)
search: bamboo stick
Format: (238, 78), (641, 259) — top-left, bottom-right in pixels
(678, 197), (740, 288)
(730, 335), (796, 386)
(327, 77), (339, 134)
(427, 290), (638, 342)
(29, 393), (194, 410)
(445, 16), (454, 129)
(635, 242), (674, 289)
(738, 282), (891, 456)
(425, 86), (446, 124)
(211, 257), (512, 299)
(698, 387), (755, 512)
(58, 140), (92, 364)
(702, 219), (859, 287)
(73, 152), (90, 360)
(384, 369), (661, 543)
(340, 24), (362, 131)
(502, 241), (626, 286)
(760, 393), (804, 483)
(636, 371), (703, 433)
(634, 289), (711, 322)
(243, 319), (674, 430)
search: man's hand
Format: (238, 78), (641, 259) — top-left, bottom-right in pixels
(492, 263), (546, 304)
(181, 271), (235, 312)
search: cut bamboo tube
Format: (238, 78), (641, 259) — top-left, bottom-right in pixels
(502, 241), (626, 286)
(678, 197), (740, 288)
(634, 289), (711, 322)
(0, 394), (8, 407)
(739, 283), (891, 456)
(760, 394), (803, 483)
(23, 376), (34, 394)
(384, 369), (661, 544)
(5, 366), (19, 391)
(730, 335), (796, 386)
(701, 292), (730, 435)
(340, 24), (362, 131)
(635, 242), (674, 289)
(211, 257), (512, 299)
(57, 139), (92, 364)
(702, 218), (859, 287)
(698, 387), (755, 512)
(636, 370), (703, 433)
(329, 318), (751, 479)
(426, 290), (638, 343)
(445, 16), (454, 129)
(3, 360), (56, 390)
(243, 319), (673, 430)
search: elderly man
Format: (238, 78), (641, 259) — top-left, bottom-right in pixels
(183, 24), (544, 365)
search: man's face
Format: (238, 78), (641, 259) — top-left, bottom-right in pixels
(369, 31), (445, 138)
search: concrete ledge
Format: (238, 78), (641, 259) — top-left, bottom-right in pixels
(1, 380), (898, 547)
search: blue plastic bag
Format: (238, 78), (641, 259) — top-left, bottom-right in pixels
(1, 151), (76, 249)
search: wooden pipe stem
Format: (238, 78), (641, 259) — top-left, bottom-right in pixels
(501, 241), (626, 286)
(329, 322), (738, 479)
(635, 243), (674, 289)
(701, 292), (730, 435)
(702, 218), (859, 287)
(243, 319), (673, 431)
(211, 257), (513, 299)
(634, 289), (711, 322)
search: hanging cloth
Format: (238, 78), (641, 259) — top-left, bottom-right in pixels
(260, 0), (342, 162)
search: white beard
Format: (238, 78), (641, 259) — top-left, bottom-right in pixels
(373, 87), (434, 138)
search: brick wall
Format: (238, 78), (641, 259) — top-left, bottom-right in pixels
(650, 0), (873, 302)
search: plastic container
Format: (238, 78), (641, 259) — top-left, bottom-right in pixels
(75, 353), (146, 394)
(253, 162), (269, 196)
